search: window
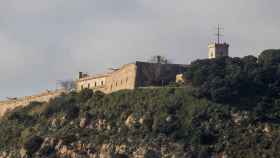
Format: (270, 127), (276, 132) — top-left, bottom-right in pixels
(101, 81), (104, 85)
(116, 82), (118, 87)
(88, 83), (90, 88)
(95, 82), (97, 87)
(121, 80), (123, 85)
(81, 85), (84, 89)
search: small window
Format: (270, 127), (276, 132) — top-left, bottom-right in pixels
(121, 80), (123, 85)
(101, 81), (104, 85)
(95, 82), (97, 87)
(88, 83), (90, 88)
(126, 77), (128, 83)
(116, 82), (118, 87)
(81, 85), (84, 89)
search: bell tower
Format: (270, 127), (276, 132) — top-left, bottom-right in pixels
(208, 25), (229, 59)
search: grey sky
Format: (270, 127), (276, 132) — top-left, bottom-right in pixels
(0, 0), (279, 99)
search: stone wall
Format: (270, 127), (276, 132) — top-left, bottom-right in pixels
(105, 64), (137, 93)
(135, 62), (186, 87)
(0, 89), (66, 117)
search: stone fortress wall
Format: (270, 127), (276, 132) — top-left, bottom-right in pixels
(0, 89), (66, 117)
(106, 64), (137, 93)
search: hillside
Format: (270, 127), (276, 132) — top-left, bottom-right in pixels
(1, 49), (280, 158)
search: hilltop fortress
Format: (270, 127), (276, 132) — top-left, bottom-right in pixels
(0, 39), (229, 117)
(76, 41), (229, 93)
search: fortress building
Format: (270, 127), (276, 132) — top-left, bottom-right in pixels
(76, 61), (187, 93)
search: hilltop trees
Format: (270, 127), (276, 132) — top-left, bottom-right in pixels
(184, 51), (280, 105)
(258, 49), (280, 66)
(58, 80), (76, 91)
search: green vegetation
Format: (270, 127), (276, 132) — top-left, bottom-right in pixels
(1, 49), (280, 158)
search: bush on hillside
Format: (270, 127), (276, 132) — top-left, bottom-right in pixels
(23, 135), (44, 155)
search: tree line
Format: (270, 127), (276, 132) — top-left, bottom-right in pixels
(184, 49), (280, 107)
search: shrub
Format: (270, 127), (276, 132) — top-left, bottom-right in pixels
(258, 49), (280, 66)
(23, 135), (44, 154)
(115, 153), (129, 158)
(144, 150), (160, 158)
(78, 89), (94, 102)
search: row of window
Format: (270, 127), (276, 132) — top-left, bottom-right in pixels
(80, 77), (129, 91)
(81, 80), (104, 90)
(110, 77), (129, 90)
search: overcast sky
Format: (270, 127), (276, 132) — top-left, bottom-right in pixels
(0, 0), (279, 99)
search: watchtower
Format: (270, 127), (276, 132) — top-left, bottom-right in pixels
(208, 25), (229, 59)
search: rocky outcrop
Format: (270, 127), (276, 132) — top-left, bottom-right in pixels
(125, 114), (137, 128)
(231, 111), (249, 125)
(0, 136), (189, 158)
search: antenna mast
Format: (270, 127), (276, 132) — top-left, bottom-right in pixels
(216, 24), (223, 44)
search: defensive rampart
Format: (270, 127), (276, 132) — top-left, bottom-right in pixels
(0, 89), (66, 117)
